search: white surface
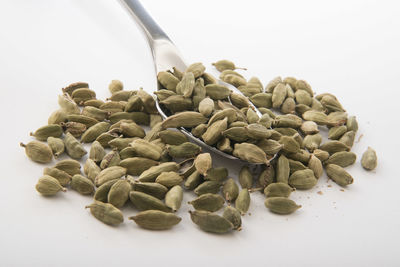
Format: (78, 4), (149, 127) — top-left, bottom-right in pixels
(1, 0), (399, 266)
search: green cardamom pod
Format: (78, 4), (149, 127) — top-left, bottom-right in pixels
(157, 71), (180, 91)
(257, 139), (283, 155)
(138, 162), (179, 182)
(212, 59), (245, 72)
(83, 158), (101, 182)
(47, 136), (65, 158)
(235, 189), (250, 215)
(129, 191), (172, 212)
(194, 153), (212, 176)
(54, 159), (81, 175)
(308, 154), (323, 179)
(167, 142), (201, 158)
(89, 141), (106, 163)
(132, 181), (168, 200)
(184, 170), (203, 190)
(300, 121), (319, 135)
(302, 133), (322, 152)
(233, 143), (269, 164)
(328, 125), (347, 140)
(288, 169), (317, 190)
(85, 201), (124, 225)
(71, 88), (96, 104)
(30, 124), (63, 141)
(250, 93), (272, 108)
(202, 117), (228, 146)
(129, 210), (181, 230)
(264, 183), (294, 198)
(43, 167), (71, 186)
(361, 147), (377, 171)
(120, 157), (158, 176)
(161, 111), (207, 129)
(189, 193), (225, 212)
(264, 197), (301, 214)
(258, 164), (275, 188)
(48, 109), (68, 125)
(279, 134), (301, 154)
(176, 72), (195, 97)
(94, 179), (119, 202)
(81, 122), (110, 143)
(312, 149), (330, 162)
(155, 172), (183, 188)
(346, 116), (358, 132)
(108, 179), (131, 208)
(339, 131), (356, 148)
(58, 93), (80, 114)
(326, 164), (354, 186)
(108, 79), (123, 94)
(276, 155), (290, 184)
(320, 140), (350, 154)
(158, 130), (188, 145)
(64, 132), (87, 159)
(189, 210), (233, 234)
(20, 141), (53, 164)
(35, 175), (66, 196)
(222, 206), (242, 230)
(288, 159), (307, 174)
(222, 178), (239, 202)
(71, 174), (95, 195)
(67, 114), (99, 128)
(165, 185), (183, 212)
(239, 166), (253, 189)
(205, 84), (231, 100)
(325, 151), (357, 167)
(95, 166), (127, 186)
(194, 181), (221, 195)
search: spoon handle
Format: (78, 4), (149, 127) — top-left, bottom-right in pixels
(120, 0), (186, 73)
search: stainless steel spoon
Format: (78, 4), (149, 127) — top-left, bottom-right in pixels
(120, 0), (265, 162)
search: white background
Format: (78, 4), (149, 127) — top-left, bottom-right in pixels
(0, 0), (399, 266)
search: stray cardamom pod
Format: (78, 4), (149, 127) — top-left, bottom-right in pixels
(189, 193), (225, 212)
(235, 189), (250, 215)
(288, 169), (317, 190)
(361, 147), (377, 171)
(264, 183), (294, 198)
(30, 124), (63, 141)
(326, 164), (354, 186)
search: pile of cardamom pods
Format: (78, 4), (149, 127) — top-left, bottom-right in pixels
(20, 59), (377, 234)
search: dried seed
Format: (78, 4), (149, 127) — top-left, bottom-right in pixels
(120, 157), (158, 176)
(176, 72), (195, 97)
(303, 133), (322, 152)
(155, 172), (183, 188)
(83, 158), (101, 182)
(94, 179), (118, 202)
(325, 151), (357, 167)
(71, 174), (95, 195)
(313, 149), (330, 162)
(161, 111), (207, 128)
(320, 140), (350, 154)
(223, 74), (247, 87)
(279, 134), (301, 154)
(361, 147), (377, 171)
(20, 141), (53, 164)
(67, 114), (99, 128)
(233, 143), (269, 164)
(71, 88), (96, 104)
(58, 93), (80, 114)
(339, 131), (356, 148)
(35, 175), (66, 196)
(129, 191), (172, 212)
(222, 206), (242, 230)
(257, 139), (283, 155)
(235, 189), (250, 215)
(346, 116), (358, 132)
(54, 159), (81, 176)
(212, 59), (245, 72)
(100, 149), (120, 169)
(48, 109), (68, 125)
(328, 125), (347, 140)
(108, 180), (131, 208)
(265, 197), (301, 214)
(64, 132), (87, 159)
(308, 154), (323, 179)
(86, 201), (124, 225)
(189, 193), (225, 212)
(186, 62), (206, 78)
(194, 180), (222, 195)
(61, 121), (87, 137)
(288, 169), (317, 190)
(198, 97), (214, 117)
(95, 166), (127, 186)
(184, 170), (203, 190)
(138, 162), (180, 182)
(89, 141), (106, 163)
(239, 166), (253, 189)
(157, 71), (180, 91)
(194, 153), (212, 176)
(276, 155), (290, 184)
(129, 210), (181, 230)
(137, 88), (158, 114)
(30, 124), (63, 141)
(190, 210), (233, 233)
(158, 130), (188, 145)
(265, 76), (282, 93)
(258, 164), (275, 188)
(43, 167), (71, 186)
(202, 117), (228, 145)
(167, 142), (201, 158)
(109, 79), (124, 94)
(264, 183), (294, 198)
(132, 182), (168, 200)
(272, 83), (287, 108)
(326, 164), (354, 186)
(205, 84), (231, 100)
(222, 178), (239, 202)
(295, 80), (314, 96)
(250, 93), (272, 108)
(62, 81), (89, 95)
(47, 137), (65, 158)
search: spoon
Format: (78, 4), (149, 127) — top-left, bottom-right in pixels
(119, 0), (266, 162)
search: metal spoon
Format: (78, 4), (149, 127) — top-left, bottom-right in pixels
(120, 0), (265, 162)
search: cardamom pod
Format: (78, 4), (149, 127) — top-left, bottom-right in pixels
(361, 147), (377, 171)
(235, 189), (250, 215)
(264, 197), (301, 214)
(129, 210), (181, 230)
(326, 164), (354, 186)
(129, 191), (172, 212)
(47, 137), (65, 158)
(35, 175), (66, 196)
(189, 193), (225, 212)
(165, 185), (183, 212)
(71, 174), (95, 195)
(189, 210), (233, 234)
(264, 183), (294, 198)
(85, 201), (124, 225)
(20, 141), (53, 164)
(108, 179), (131, 208)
